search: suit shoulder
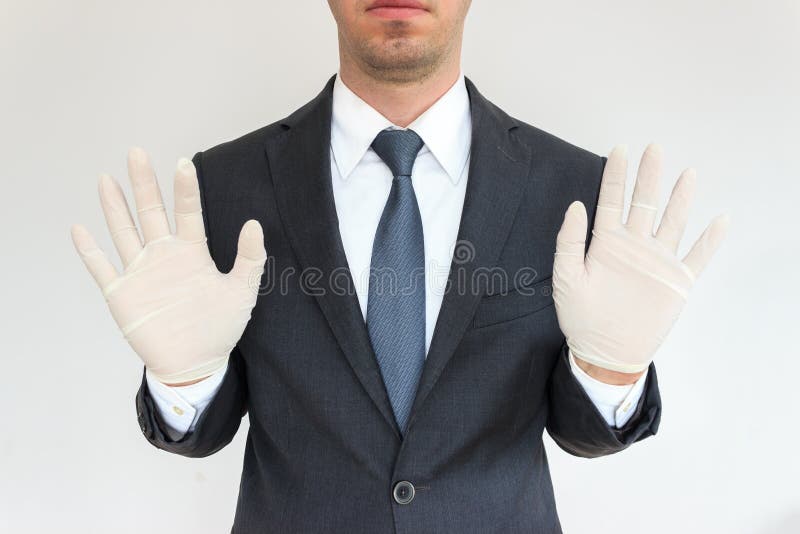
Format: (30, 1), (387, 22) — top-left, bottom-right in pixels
(465, 78), (605, 176)
(195, 119), (287, 168)
(500, 111), (607, 212)
(510, 117), (605, 174)
(195, 78), (331, 166)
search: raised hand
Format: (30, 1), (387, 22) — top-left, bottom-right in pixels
(552, 144), (729, 375)
(71, 147), (266, 385)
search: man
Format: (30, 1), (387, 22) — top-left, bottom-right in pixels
(71, 1), (729, 532)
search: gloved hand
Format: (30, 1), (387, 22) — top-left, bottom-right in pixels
(553, 144), (729, 374)
(71, 147), (266, 384)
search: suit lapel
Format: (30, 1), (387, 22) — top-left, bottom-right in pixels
(266, 75), (402, 440)
(405, 77), (533, 434)
(266, 74), (534, 440)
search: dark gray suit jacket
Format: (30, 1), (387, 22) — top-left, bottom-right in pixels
(135, 74), (661, 533)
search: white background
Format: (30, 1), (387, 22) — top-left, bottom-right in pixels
(1, 1), (798, 532)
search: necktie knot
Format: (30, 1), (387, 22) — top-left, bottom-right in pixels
(371, 128), (425, 178)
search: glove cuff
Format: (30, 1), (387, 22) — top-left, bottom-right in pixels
(146, 354), (230, 385)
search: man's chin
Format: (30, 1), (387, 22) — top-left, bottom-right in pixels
(355, 35), (439, 81)
(367, 53), (429, 74)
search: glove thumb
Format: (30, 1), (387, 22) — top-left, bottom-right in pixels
(553, 201), (587, 279)
(230, 219), (267, 284)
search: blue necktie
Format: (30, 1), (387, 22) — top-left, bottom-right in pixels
(367, 128), (426, 436)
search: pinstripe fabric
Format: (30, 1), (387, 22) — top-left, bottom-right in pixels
(367, 128), (426, 436)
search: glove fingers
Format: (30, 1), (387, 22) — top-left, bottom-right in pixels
(626, 143), (662, 236)
(554, 201), (587, 278)
(594, 145), (628, 231)
(230, 219), (267, 287)
(71, 224), (119, 291)
(655, 168), (696, 253)
(174, 157), (207, 243)
(682, 214), (730, 280)
(127, 147), (172, 244)
(98, 173), (143, 268)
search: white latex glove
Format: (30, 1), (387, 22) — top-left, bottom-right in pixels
(553, 144), (729, 374)
(71, 147), (266, 384)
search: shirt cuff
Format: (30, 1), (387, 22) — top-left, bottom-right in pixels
(568, 349), (648, 428)
(144, 362), (228, 436)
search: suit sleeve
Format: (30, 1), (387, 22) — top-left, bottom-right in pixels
(133, 150), (249, 458)
(144, 362), (228, 439)
(545, 342), (661, 458)
(135, 347), (248, 457)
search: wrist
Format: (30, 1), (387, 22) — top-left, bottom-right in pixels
(161, 376), (210, 387)
(146, 355), (229, 387)
(572, 355), (646, 385)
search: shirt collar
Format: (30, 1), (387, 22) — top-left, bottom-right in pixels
(330, 70), (471, 184)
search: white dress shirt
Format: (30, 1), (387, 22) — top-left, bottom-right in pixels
(146, 71), (648, 438)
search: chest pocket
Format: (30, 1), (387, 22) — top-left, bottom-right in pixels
(470, 275), (554, 329)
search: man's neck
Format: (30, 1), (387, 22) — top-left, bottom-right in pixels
(337, 61), (462, 128)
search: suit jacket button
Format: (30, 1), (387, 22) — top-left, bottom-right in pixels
(393, 481), (415, 505)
